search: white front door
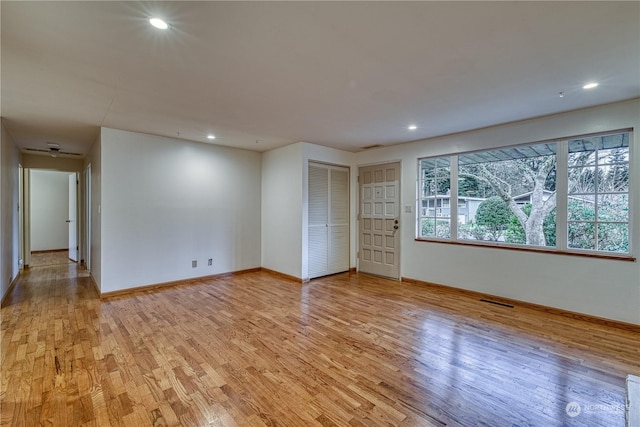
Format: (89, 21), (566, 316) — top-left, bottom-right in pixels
(68, 173), (78, 262)
(358, 162), (401, 279)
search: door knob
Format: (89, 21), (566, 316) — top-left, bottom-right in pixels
(66, 220), (71, 223)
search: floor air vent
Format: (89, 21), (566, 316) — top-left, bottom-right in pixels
(480, 299), (514, 308)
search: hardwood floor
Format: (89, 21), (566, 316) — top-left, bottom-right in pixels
(1, 264), (638, 426)
(29, 250), (74, 268)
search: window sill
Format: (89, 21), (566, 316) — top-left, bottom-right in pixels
(414, 238), (636, 261)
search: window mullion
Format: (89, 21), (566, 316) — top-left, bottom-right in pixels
(416, 163), (421, 239)
(630, 131), (635, 256)
(450, 155), (458, 241)
(556, 140), (568, 251)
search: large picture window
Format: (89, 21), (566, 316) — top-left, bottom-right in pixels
(458, 143), (557, 247)
(417, 130), (632, 257)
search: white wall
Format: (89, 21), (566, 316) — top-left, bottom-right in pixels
(261, 143), (304, 278)
(29, 170), (70, 251)
(261, 142), (354, 280)
(354, 99), (640, 324)
(99, 128), (261, 293)
(86, 133), (102, 290)
(1, 119), (20, 298)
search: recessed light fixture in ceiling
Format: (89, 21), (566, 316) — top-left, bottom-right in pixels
(408, 125), (417, 131)
(207, 134), (216, 140)
(149, 18), (169, 30)
(583, 82), (599, 89)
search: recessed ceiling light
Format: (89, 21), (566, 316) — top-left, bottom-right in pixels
(583, 82), (599, 89)
(207, 134), (216, 140)
(149, 18), (169, 30)
(408, 125), (417, 131)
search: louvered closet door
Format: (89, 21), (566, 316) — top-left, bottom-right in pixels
(308, 163), (350, 279)
(309, 164), (329, 278)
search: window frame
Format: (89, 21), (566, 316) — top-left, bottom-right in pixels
(416, 129), (634, 259)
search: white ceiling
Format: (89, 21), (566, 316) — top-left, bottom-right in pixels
(2, 1), (639, 156)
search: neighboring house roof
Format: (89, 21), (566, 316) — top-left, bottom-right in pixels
(513, 190), (554, 203)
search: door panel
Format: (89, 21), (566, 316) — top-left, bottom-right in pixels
(359, 162), (400, 279)
(329, 168), (349, 272)
(68, 173), (78, 262)
(308, 164), (329, 278)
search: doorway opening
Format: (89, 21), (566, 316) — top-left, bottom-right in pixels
(27, 169), (79, 268)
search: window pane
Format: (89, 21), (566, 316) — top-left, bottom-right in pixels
(598, 147), (629, 164)
(600, 132), (629, 150)
(420, 218), (435, 238)
(597, 164), (629, 193)
(598, 172), (629, 193)
(597, 194), (628, 222)
(419, 217), (452, 238)
(419, 155), (451, 239)
(568, 166), (596, 193)
(458, 143), (556, 247)
(423, 179), (436, 197)
(598, 223), (628, 253)
(568, 151), (596, 166)
(421, 216), (451, 238)
(568, 196), (595, 221)
(568, 222), (595, 250)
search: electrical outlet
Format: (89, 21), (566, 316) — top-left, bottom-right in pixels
(192, 260), (197, 268)
(208, 258), (213, 266)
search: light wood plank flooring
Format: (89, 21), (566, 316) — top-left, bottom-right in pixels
(1, 263), (638, 426)
(29, 250), (74, 268)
